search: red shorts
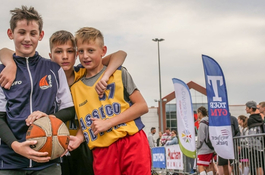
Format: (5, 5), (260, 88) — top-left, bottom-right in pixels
(197, 153), (214, 166)
(92, 130), (151, 175)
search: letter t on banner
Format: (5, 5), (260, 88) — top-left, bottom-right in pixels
(202, 54), (234, 159)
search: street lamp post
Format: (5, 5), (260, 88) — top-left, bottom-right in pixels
(152, 38), (164, 132)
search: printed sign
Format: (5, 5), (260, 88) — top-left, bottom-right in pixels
(165, 145), (183, 170)
(152, 147), (166, 168)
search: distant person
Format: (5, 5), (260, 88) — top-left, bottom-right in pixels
(238, 115), (250, 175)
(156, 131), (162, 147)
(217, 115), (240, 175)
(196, 106), (215, 175)
(148, 127), (156, 149)
(258, 101), (265, 121)
(161, 128), (171, 146)
(246, 101), (264, 175)
(165, 130), (178, 146)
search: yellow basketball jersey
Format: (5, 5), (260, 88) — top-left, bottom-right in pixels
(70, 67), (142, 149)
(74, 66), (86, 82)
(66, 66), (86, 136)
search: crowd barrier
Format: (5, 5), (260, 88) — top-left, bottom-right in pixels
(232, 133), (265, 175)
(152, 133), (265, 175)
(151, 145), (196, 175)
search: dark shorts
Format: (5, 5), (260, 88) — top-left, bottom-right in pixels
(61, 142), (94, 175)
(217, 156), (233, 166)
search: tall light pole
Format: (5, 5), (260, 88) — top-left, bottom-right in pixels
(152, 38), (164, 132)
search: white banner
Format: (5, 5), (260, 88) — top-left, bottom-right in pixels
(165, 145), (183, 170)
(172, 78), (196, 158)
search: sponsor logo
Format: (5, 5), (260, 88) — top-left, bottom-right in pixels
(207, 75), (228, 116)
(181, 130), (192, 143)
(39, 75), (52, 90)
(167, 149), (181, 160)
(153, 153), (165, 161)
(211, 129), (230, 146)
(12, 81), (22, 86)
(79, 100), (88, 107)
(221, 129), (230, 136)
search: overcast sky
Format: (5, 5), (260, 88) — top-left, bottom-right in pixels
(0, 0), (264, 108)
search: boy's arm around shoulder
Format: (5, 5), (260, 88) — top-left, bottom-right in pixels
(91, 90), (148, 135)
(0, 48), (16, 89)
(96, 50), (127, 97)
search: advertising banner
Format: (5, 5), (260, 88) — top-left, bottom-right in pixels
(165, 144), (183, 170)
(152, 147), (166, 169)
(202, 54), (234, 159)
(172, 78), (196, 158)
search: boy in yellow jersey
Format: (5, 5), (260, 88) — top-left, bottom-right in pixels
(0, 30), (126, 175)
(69, 27), (151, 175)
(48, 30), (126, 175)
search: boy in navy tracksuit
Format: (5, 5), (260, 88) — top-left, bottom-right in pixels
(0, 6), (75, 174)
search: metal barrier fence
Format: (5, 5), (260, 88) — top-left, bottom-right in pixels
(151, 145), (197, 175)
(233, 133), (265, 175)
(152, 133), (265, 175)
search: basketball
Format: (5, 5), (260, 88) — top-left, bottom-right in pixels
(26, 116), (70, 160)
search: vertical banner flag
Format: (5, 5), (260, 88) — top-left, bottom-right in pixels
(202, 55), (234, 159)
(172, 78), (196, 158)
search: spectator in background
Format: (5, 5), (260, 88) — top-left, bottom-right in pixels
(246, 101), (264, 175)
(156, 131), (162, 147)
(217, 115), (240, 175)
(165, 130), (178, 146)
(148, 127), (156, 174)
(147, 127), (156, 149)
(238, 115), (250, 175)
(196, 106), (215, 175)
(161, 128), (171, 146)
(258, 101), (265, 121)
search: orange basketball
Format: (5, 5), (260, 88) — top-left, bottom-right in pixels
(26, 116), (70, 160)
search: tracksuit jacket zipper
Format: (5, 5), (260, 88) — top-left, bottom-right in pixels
(26, 57), (33, 168)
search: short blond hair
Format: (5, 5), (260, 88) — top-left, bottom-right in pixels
(10, 6), (43, 33)
(75, 27), (104, 47)
(49, 30), (76, 52)
(259, 102), (265, 108)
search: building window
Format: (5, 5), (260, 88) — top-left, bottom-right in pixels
(165, 101), (207, 133)
(165, 104), (177, 131)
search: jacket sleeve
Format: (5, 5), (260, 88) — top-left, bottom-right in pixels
(233, 117), (241, 137)
(0, 112), (17, 147)
(147, 134), (154, 148)
(196, 122), (207, 149)
(53, 106), (75, 123)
